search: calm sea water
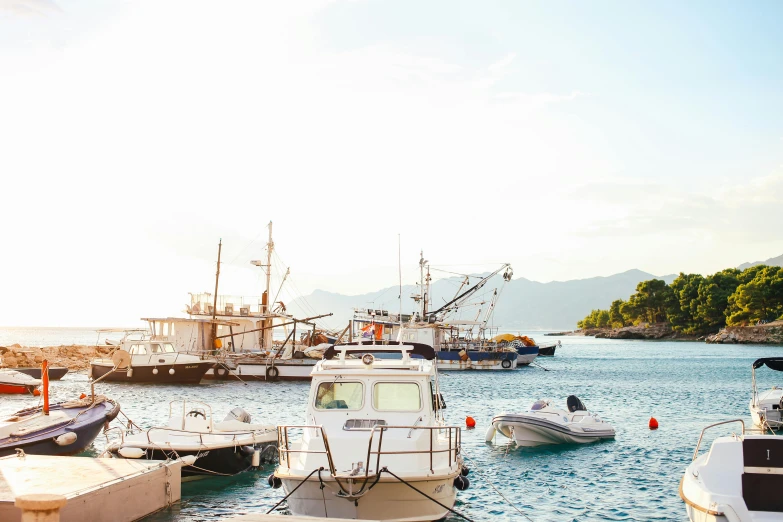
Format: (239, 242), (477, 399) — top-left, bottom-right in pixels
(2, 330), (783, 522)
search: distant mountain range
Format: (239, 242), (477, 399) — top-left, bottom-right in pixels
(289, 254), (782, 332)
(737, 254), (783, 270)
(289, 269), (677, 332)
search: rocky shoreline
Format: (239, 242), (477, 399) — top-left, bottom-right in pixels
(546, 321), (783, 344)
(0, 344), (113, 372)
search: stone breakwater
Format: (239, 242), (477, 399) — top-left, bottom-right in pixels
(0, 344), (113, 371)
(705, 321), (783, 344)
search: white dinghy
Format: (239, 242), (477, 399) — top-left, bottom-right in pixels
(750, 358), (783, 430)
(488, 396), (615, 446)
(680, 419), (783, 522)
(270, 342), (469, 521)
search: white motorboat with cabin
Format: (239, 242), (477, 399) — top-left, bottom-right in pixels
(488, 396), (615, 446)
(107, 400), (276, 479)
(270, 342), (469, 521)
(750, 357), (783, 430)
(90, 336), (215, 384)
(680, 419), (783, 521)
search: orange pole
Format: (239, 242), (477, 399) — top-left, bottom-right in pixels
(42, 360), (49, 415)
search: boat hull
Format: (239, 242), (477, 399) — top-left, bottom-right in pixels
(113, 440), (276, 478)
(14, 367), (69, 380)
(492, 414), (615, 446)
(0, 401), (120, 457)
(537, 344), (556, 357)
(203, 360), (316, 381)
(279, 475), (458, 521)
(436, 350), (518, 370)
(514, 346), (539, 366)
(0, 383), (37, 394)
(90, 361), (214, 384)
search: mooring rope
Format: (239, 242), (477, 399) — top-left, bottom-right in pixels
(379, 467), (474, 522)
(266, 467), (324, 514)
(462, 454), (536, 522)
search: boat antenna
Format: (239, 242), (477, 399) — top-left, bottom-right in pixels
(398, 234), (403, 334)
(212, 239), (222, 324)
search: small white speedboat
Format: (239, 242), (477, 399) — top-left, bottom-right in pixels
(488, 396), (615, 446)
(749, 358), (783, 430)
(680, 419), (783, 521)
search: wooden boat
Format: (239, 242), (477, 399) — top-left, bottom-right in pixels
(13, 367), (69, 380)
(0, 369), (40, 395)
(90, 341), (214, 384)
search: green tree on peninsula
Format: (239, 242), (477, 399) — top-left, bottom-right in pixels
(576, 265), (783, 333)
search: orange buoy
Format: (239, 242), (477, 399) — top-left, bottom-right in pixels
(466, 416), (476, 428)
(32, 388), (41, 396)
(79, 393), (87, 399)
(649, 417), (659, 430)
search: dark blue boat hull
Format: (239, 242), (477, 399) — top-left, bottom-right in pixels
(0, 400), (121, 457)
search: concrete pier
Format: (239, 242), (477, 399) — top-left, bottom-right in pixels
(0, 454), (188, 522)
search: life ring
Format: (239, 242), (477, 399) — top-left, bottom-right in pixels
(215, 366), (229, 380)
(266, 366), (279, 381)
(501, 359), (512, 369)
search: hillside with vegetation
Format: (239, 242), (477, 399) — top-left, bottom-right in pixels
(577, 265), (783, 336)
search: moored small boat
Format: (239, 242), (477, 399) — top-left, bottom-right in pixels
(749, 357), (783, 430)
(90, 340), (214, 384)
(488, 396), (615, 446)
(680, 419), (783, 522)
(109, 401), (276, 478)
(0, 369), (40, 395)
(271, 342), (469, 520)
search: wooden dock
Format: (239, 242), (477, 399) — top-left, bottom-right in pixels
(0, 454), (189, 522)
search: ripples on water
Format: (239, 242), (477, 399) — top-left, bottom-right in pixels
(2, 335), (782, 521)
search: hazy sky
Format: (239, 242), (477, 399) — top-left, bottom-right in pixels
(1, 0), (782, 327)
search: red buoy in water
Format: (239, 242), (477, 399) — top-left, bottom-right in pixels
(649, 417), (659, 430)
(466, 416), (476, 428)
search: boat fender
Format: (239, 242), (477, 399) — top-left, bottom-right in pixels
(180, 455), (198, 466)
(239, 445), (255, 457)
(266, 366), (279, 381)
(152, 368), (158, 375)
(118, 447), (146, 459)
(53, 432), (77, 446)
(460, 466), (470, 477)
(252, 450), (260, 467)
(127, 368), (134, 378)
(169, 368), (175, 375)
(501, 359), (512, 369)
(484, 425), (496, 443)
(215, 366), (229, 379)
(453, 475), (469, 491)
(268, 473), (282, 489)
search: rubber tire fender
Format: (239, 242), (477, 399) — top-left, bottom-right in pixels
(266, 366), (279, 381)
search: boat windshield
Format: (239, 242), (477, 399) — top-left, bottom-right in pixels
(163, 344), (175, 353)
(373, 382), (421, 411)
(129, 344), (147, 355)
(315, 382), (364, 410)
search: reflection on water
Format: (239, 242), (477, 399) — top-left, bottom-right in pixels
(2, 335), (782, 521)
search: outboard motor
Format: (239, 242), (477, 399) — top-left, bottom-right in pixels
(223, 407), (251, 424)
(566, 395), (586, 413)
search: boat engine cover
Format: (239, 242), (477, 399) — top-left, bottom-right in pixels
(567, 395), (586, 413)
(224, 407), (251, 424)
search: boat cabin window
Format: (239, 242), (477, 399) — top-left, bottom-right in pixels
(149, 344), (162, 353)
(373, 382), (421, 411)
(315, 382), (364, 410)
(163, 343), (175, 353)
(129, 344), (147, 355)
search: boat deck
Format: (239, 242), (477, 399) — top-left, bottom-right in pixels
(0, 454), (185, 522)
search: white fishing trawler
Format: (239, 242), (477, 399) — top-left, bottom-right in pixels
(270, 342), (469, 520)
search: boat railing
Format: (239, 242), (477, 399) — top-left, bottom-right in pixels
(145, 426), (269, 445)
(277, 425), (338, 475)
(277, 424), (461, 479)
(692, 419), (745, 461)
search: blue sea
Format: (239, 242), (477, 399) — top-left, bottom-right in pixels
(2, 328), (783, 521)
